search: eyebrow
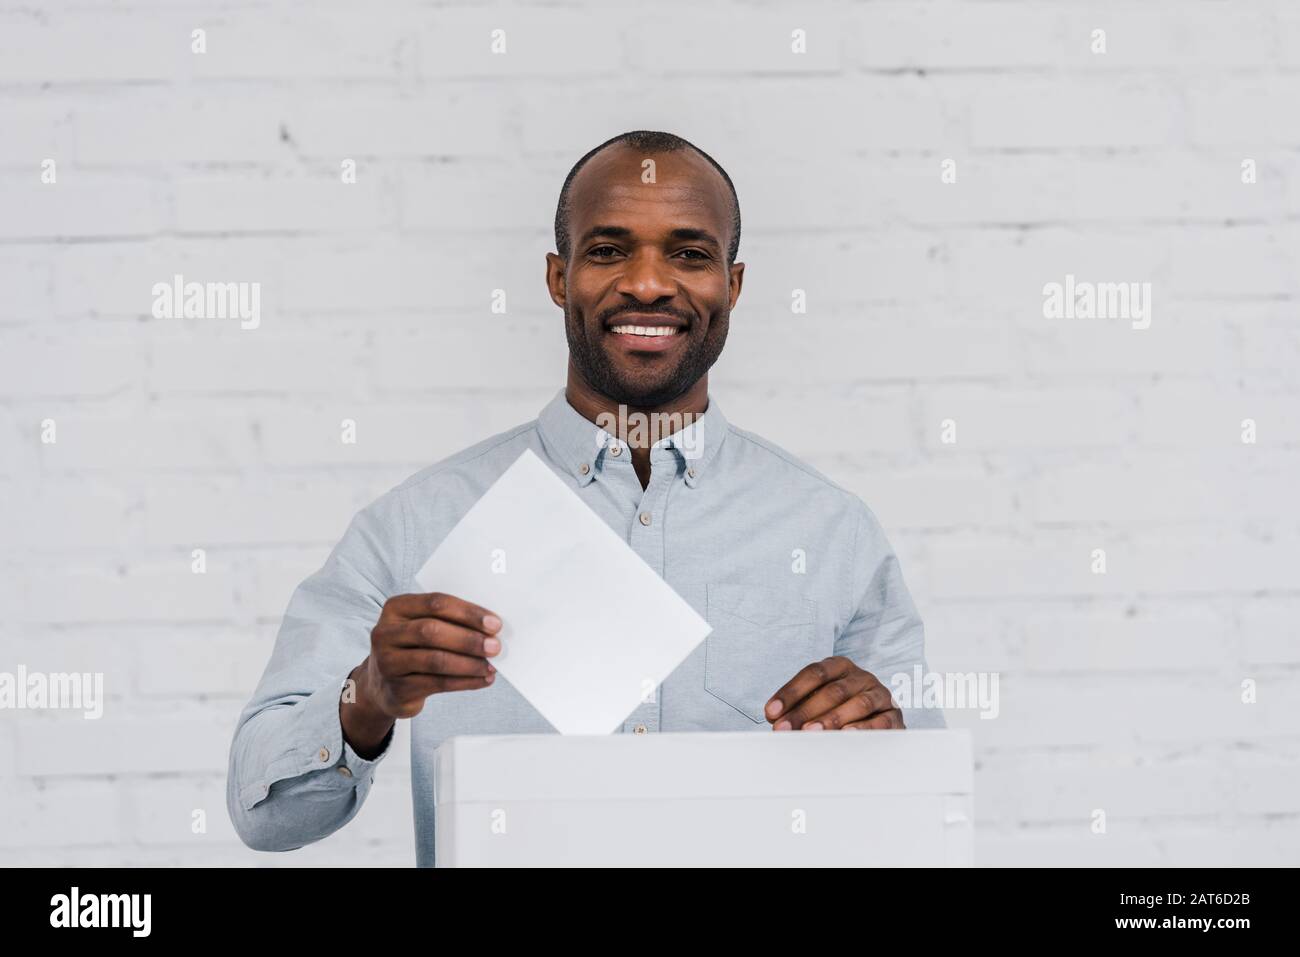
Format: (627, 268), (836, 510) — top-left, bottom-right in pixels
(579, 224), (722, 253)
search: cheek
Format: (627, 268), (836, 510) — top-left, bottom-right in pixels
(564, 300), (591, 331)
(693, 279), (731, 316)
(702, 295), (731, 328)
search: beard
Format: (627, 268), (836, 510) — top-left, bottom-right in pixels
(564, 301), (730, 408)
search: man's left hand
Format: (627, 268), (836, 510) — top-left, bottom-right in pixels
(765, 656), (904, 731)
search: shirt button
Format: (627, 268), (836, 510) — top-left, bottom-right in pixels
(337, 766), (353, 778)
(579, 463), (590, 475)
(639, 511), (651, 526)
(610, 445), (623, 457)
(633, 723), (648, 735)
(687, 467), (697, 479)
(318, 747), (330, 763)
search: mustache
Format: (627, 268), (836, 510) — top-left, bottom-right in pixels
(596, 304), (696, 327)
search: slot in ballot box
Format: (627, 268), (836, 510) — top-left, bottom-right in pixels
(432, 729), (973, 867)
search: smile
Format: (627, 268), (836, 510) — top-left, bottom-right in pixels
(608, 325), (682, 337)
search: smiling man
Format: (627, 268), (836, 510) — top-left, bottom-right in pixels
(227, 130), (945, 866)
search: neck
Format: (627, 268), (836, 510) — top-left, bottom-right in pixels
(565, 363), (708, 487)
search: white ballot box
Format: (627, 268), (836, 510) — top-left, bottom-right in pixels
(432, 729), (973, 867)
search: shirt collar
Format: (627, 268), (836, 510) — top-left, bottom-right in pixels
(536, 387), (728, 488)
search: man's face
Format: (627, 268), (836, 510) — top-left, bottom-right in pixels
(548, 145), (743, 408)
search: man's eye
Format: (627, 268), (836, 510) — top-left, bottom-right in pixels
(678, 249), (710, 261)
(589, 246), (619, 258)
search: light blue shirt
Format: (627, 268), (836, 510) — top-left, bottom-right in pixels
(226, 389), (945, 866)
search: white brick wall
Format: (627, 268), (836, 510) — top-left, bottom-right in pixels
(2, 0), (1297, 867)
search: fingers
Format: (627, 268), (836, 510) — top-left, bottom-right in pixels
(766, 658), (901, 731)
(792, 681), (896, 731)
(764, 656), (855, 727)
(844, 710), (906, 730)
(769, 670), (873, 733)
(368, 593), (505, 715)
(382, 672), (496, 716)
(377, 618), (502, 658)
(380, 645), (496, 679)
(379, 592), (502, 634)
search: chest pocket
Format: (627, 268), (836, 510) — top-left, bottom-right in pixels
(703, 583), (823, 724)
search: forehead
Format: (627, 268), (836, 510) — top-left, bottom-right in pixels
(566, 145), (732, 241)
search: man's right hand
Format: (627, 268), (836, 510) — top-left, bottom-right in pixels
(341, 592), (503, 758)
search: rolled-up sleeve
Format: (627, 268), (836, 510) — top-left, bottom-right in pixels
(835, 501), (947, 730)
(226, 488), (405, 852)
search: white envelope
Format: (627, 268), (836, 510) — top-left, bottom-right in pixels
(414, 448), (712, 734)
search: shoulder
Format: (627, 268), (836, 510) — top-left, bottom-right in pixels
(722, 423), (863, 503)
(394, 420), (538, 495)
(721, 422), (890, 544)
(357, 418), (539, 521)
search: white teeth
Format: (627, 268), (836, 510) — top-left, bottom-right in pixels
(611, 325), (678, 337)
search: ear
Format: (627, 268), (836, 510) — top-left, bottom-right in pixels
(545, 251), (567, 309)
(727, 260), (745, 311)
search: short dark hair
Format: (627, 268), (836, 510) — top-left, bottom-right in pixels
(553, 130), (741, 267)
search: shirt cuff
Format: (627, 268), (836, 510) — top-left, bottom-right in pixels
(278, 674), (392, 787)
(237, 673), (394, 811)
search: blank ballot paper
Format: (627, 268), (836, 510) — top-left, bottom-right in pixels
(432, 729), (973, 867)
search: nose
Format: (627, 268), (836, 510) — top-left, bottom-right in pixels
(613, 249), (676, 303)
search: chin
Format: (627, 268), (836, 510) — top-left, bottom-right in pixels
(609, 379), (688, 408)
